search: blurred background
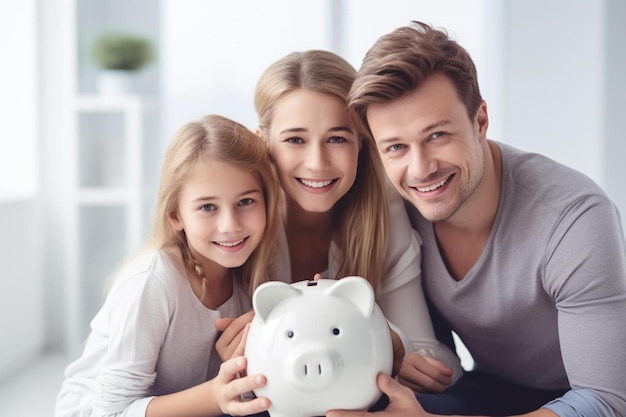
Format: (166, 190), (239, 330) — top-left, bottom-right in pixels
(1, 0), (624, 414)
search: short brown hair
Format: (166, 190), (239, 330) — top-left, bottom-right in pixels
(349, 21), (482, 133)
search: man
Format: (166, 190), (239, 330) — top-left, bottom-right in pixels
(339, 21), (626, 417)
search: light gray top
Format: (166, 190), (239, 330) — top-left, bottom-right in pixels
(55, 250), (251, 417)
(406, 142), (626, 416)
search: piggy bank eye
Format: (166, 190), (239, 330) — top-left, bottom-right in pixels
(286, 330), (295, 339)
(331, 327), (340, 336)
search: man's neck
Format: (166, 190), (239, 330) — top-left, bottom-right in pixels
(433, 139), (502, 280)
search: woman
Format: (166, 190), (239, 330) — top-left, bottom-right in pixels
(249, 50), (462, 392)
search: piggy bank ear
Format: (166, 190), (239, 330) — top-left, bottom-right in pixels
(253, 281), (302, 323)
(326, 276), (375, 318)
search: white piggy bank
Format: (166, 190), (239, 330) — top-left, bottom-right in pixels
(244, 276), (393, 417)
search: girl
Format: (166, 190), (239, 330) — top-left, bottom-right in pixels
(253, 50), (463, 392)
(56, 115), (281, 417)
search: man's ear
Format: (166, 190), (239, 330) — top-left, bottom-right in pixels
(475, 101), (489, 139)
(168, 211), (184, 231)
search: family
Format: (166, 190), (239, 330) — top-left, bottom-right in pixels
(55, 21), (626, 417)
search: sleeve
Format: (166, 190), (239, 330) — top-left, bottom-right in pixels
(543, 195), (626, 416)
(92, 271), (172, 417)
(378, 196), (463, 384)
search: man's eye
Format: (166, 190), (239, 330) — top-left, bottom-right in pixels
(431, 132), (445, 139)
(200, 204), (216, 212)
(388, 144), (405, 152)
(238, 198), (254, 206)
(286, 137), (304, 144)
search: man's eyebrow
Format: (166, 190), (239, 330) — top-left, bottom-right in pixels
(419, 119), (453, 135)
(376, 119), (453, 146)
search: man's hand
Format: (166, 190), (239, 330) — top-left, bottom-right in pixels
(398, 352), (453, 393)
(327, 373), (430, 417)
(215, 310), (255, 361)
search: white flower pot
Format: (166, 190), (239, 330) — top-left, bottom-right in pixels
(96, 70), (136, 95)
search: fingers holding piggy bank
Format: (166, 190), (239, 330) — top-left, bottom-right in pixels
(244, 277), (393, 417)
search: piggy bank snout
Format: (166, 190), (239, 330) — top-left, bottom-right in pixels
(285, 345), (341, 391)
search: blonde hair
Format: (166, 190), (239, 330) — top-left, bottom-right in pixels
(150, 114), (281, 295)
(254, 50), (389, 294)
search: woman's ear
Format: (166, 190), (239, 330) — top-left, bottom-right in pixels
(255, 127), (265, 139)
(168, 210), (184, 231)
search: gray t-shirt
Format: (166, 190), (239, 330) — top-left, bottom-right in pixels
(406, 142), (626, 416)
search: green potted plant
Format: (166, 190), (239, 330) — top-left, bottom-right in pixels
(92, 33), (154, 95)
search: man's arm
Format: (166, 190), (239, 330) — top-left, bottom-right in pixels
(326, 373), (559, 417)
(542, 196), (626, 416)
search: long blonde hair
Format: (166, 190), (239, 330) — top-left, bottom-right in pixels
(150, 114), (281, 295)
(254, 50), (389, 293)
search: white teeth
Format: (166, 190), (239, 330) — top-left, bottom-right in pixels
(216, 238), (245, 247)
(417, 177), (449, 192)
(300, 179), (333, 188)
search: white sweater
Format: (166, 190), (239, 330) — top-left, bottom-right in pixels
(55, 250), (251, 417)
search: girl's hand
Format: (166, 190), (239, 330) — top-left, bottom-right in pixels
(212, 324), (271, 416)
(146, 325), (268, 417)
(212, 355), (270, 416)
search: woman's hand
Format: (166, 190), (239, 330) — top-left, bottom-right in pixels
(214, 310), (255, 361)
(398, 352), (453, 393)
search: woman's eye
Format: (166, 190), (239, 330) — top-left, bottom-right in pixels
(200, 204), (216, 212)
(328, 136), (346, 144)
(286, 137), (304, 144)
(238, 198), (254, 206)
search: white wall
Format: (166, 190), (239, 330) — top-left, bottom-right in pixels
(502, 0), (625, 219)
(503, 0), (605, 183)
(603, 0), (626, 220)
(0, 0), (43, 382)
(160, 0), (335, 145)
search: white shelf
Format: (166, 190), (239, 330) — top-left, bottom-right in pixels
(76, 94), (143, 112)
(65, 94), (145, 355)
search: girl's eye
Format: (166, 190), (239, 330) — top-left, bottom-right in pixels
(238, 198), (254, 206)
(286, 137), (304, 144)
(328, 136), (346, 144)
(200, 203), (216, 212)
(388, 144), (405, 152)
